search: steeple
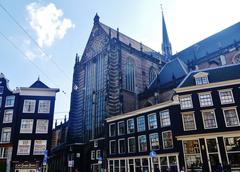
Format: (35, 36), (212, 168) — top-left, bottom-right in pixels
(161, 5), (172, 62)
(94, 13), (100, 24)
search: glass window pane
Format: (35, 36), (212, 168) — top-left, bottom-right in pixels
(148, 113), (157, 129)
(224, 109), (240, 127)
(139, 135), (147, 152)
(149, 133), (160, 150)
(219, 90), (234, 104)
(199, 93), (213, 107)
(160, 110), (171, 127)
(180, 96), (193, 109)
(182, 113), (196, 131)
(137, 116), (145, 132)
(127, 119), (135, 133)
(202, 110), (217, 129)
(162, 131), (173, 149)
(118, 121), (125, 135)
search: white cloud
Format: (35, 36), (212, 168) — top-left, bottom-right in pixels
(26, 2), (75, 48)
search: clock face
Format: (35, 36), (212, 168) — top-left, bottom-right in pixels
(234, 54), (240, 64)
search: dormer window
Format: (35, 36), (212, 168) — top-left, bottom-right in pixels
(194, 72), (209, 85)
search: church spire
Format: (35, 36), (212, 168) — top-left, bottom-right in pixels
(161, 5), (172, 62)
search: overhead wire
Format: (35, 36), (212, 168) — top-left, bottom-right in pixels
(0, 2), (82, 115)
(0, 2), (73, 82)
(0, 31), (59, 88)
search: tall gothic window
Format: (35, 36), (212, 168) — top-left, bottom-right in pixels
(125, 58), (135, 92)
(149, 67), (157, 84)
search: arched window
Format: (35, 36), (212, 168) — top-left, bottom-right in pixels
(125, 58), (135, 92)
(149, 67), (157, 84)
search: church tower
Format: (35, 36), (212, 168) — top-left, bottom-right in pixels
(161, 8), (172, 62)
(68, 54), (85, 143)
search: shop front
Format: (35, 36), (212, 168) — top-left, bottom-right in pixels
(14, 162), (41, 172)
(108, 153), (179, 172)
(178, 132), (240, 172)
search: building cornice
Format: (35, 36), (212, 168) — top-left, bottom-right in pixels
(175, 79), (240, 93)
(106, 99), (179, 122)
(16, 87), (59, 96)
(176, 130), (240, 140)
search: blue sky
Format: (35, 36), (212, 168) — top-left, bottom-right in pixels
(1, 0), (240, 123)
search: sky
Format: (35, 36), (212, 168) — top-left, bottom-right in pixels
(0, 0), (240, 124)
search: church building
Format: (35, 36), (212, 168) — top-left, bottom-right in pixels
(49, 10), (240, 172)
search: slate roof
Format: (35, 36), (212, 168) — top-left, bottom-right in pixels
(149, 58), (188, 90)
(30, 79), (49, 88)
(99, 22), (162, 59)
(178, 63), (240, 88)
(173, 22), (240, 64)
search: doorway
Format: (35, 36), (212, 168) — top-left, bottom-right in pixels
(205, 138), (222, 172)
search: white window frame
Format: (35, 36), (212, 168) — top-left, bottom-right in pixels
(149, 133), (160, 150)
(5, 96), (15, 107)
(182, 112), (197, 131)
(127, 118), (135, 134)
(20, 119), (34, 133)
(91, 150), (95, 160)
(195, 77), (209, 85)
(38, 100), (51, 113)
(118, 138), (125, 154)
(109, 140), (116, 155)
(17, 140), (31, 155)
(127, 137), (136, 153)
(118, 121), (125, 136)
(96, 150), (101, 159)
(1, 127), (11, 143)
(160, 110), (171, 127)
(218, 89), (235, 105)
(148, 113), (158, 130)
(201, 109), (218, 129)
(0, 147), (8, 158)
(23, 100), (36, 113)
(223, 136), (240, 168)
(3, 109), (13, 123)
(33, 140), (47, 155)
(138, 135), (147, 152)
(222, 107), (240, 127)
(198, 92), (213, 107)
(193, 72), (209, 85)
(162, 130), (173, 149)
(36, 119), (49, 134)
(94, 140), (98, 148)
(137, 116), (145, 132)
(109, 123), (116, 137)
(179, 95), (193, 110)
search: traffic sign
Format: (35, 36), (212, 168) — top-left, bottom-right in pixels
(96, 156), (103, 161)
(43, 150), (48, 165)
(44, 150), (48, 157)
(149, 150), (157, 157)
(68, 160), (74, 167)
(43, 157), (48, 165)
